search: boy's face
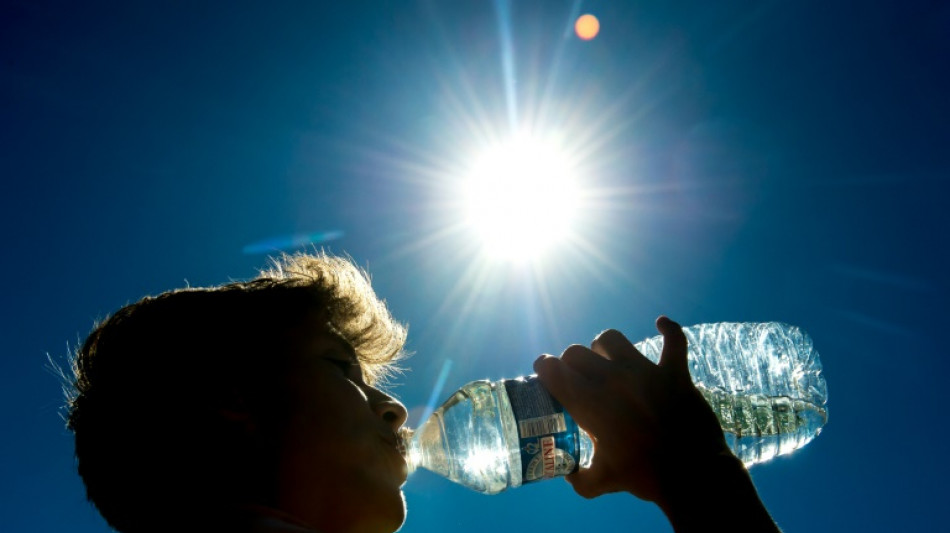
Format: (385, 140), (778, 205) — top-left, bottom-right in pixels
(270, 316), (409, 533)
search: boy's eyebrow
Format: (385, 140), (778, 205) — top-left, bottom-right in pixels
(324, 325), (358, 362)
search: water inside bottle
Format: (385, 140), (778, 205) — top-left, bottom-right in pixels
(700, 387), (828, 465)
(403, 380), (521, 494)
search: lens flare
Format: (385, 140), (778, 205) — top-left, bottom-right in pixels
(242, 230), (344, 255)
(575, 14), (600, 41)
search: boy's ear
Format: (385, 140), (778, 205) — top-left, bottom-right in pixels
(218, 405), (254, 423)
(213, 389), (258, 433)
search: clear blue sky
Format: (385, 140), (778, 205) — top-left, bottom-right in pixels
(2, 1), (947, 531)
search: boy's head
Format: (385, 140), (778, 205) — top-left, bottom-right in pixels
(67, 253), (410, 532)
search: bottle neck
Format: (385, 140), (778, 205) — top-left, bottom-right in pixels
(397, 426), (418, 474)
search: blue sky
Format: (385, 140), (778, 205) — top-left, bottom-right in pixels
(2, 1), (947, 531)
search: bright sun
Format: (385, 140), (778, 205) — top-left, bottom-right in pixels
(462, 134), (579, 262)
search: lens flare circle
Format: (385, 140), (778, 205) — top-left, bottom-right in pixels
(575, 14), (600, 41)
(462, 134), (578, 262)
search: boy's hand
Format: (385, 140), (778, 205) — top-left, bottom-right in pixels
(534, 316), (731, 504)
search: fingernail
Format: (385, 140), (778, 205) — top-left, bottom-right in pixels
(534, 354), (553, 371)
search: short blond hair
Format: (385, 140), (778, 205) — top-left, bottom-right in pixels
(255, 252), (407, 384)
(67, 252), (407, 532)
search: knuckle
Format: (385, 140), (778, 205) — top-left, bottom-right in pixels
(560, 344), (591, 362)
(594, 328), (625, 345)
(592, 329), (628, 354)
(577, 484), (600, 499)
(533, 354), (557, 375)
(567, 476), (596, 499)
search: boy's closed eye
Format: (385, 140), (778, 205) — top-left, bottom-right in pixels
(325, 357), (363, 382)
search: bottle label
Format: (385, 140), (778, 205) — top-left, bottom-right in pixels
(503, 376), (580, 483)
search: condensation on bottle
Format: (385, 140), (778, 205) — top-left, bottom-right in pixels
(401, 322), (828, 494)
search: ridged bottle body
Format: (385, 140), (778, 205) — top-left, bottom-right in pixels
(635, 322), (828, 465)
(404, 322), (827, 493)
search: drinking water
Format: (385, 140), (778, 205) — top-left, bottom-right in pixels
(401, 322), (827, 493)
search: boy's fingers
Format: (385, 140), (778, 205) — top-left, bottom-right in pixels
(565, 468), (607, 499)
(534, 354), (598, 425)
(656, 316), (689, 379)
(591, 328), (652, 371)
(560, 344), (612, 381)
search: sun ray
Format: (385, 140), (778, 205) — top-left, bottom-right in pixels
(494, 0), (519, 130)
(291, 3), (706, 370)
(414, 359), (455, 427)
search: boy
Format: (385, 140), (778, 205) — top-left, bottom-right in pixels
(67, 252), (778, 532)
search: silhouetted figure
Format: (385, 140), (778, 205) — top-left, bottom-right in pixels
(67, 252), (779, 532)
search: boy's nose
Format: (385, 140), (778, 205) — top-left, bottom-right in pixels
(373, 392), (409, 430)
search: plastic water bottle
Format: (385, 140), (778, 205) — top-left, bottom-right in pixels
(400, 322), (828, 494)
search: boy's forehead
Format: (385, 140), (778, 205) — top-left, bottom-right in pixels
(285, 316), (357, 362)
(280, 309), (383, 385)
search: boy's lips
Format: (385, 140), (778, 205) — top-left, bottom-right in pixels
(380, 432), (410, 484)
